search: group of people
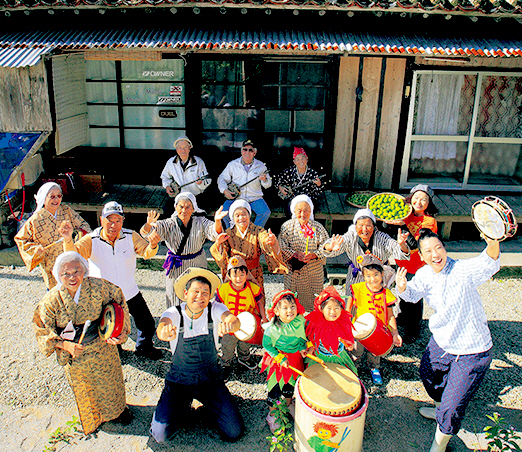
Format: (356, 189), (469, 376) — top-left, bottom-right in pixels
(14, 138), (502, 452)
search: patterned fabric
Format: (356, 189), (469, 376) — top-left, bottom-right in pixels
(32, 277), (130, 435)
(322, 226), (409, 291)
(400, 249), (500, 355)
(350, 282), (396, 326)
(215, 281), (262, 316)
(395, 213), (438, 274)
(275, 165), (323, 201)
(143, 216), (217, 308)
(278, 219), (329, 311)
(15, 204), (91, 289)
(209, 223), (288, 308)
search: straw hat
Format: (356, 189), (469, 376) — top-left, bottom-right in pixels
(174, 267), (222, 302)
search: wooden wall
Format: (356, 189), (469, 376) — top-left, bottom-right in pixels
(0, 63), (52, 132)
(332, 56), (406, 190)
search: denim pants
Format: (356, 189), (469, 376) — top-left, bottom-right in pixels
(150, 379), (244, 442)
(420, 337), (492, 435)
(223, 198), (271, 229)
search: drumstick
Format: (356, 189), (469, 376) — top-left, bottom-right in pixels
(78, 320), (91, 345)
(44, 238), (64, 250)
(288, 365), (311, 379)
(306, 354), (327, 367)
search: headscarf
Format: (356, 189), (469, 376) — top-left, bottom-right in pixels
(357, 253), (396, 288)
(305, 286), (354, 355)
(353, 208), (376, 225)
(35, 182), (61, 212)
(290, 194), (315, 221)
(52, 251), (89, 290)
(174, 191), (204, 215)
(228, 199), (251, 227)
(293, 147), (307, 159)
(410, 184), (434, 199)
(267, 290), (305, 321)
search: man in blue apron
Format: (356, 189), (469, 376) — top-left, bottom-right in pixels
(150, 267), (245, 443)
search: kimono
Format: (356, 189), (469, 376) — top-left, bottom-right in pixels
(143, 215), (217, 308)
(209, 223), (288, 306)
(278, 219), (329, 312)
(15, 204), (91, 289)
(32, 277), (130, 435)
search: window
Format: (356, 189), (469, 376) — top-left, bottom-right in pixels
(401, 70), (522, 190)
(85, 60), (186, 150)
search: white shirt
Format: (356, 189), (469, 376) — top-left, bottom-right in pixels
(161, 301), (229, 354)
(160, 155), (211, 196)
(217, 157), (271, 202)
(400, 249), (500, 355)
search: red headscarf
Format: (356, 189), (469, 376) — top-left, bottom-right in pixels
(267, 290), (305, 321)
(305, 286), (354, 355)
(293, 147), (307, 159)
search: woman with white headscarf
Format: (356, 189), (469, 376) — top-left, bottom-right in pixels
(141, 192), (227, 308)
(33, 251), (131, 434)
(278, 195), (330, 311)
(210, 199), (288, 319)
(15, 182), (91, 289)
(322, 208), (410, 292)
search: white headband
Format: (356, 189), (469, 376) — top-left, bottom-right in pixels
(35, 182), (61, 212)
(228, 200), (251, 227)
(290, 194), (315, 221)
(174, 192), (204, 215)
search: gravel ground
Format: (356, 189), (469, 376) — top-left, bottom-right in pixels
(0, 265), (521, 452)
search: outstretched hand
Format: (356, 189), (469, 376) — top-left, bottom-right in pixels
(396, 267), (408, 293)
(327, 234), (344, 252)
(147, 210), (160, 226)
(215, 232), (229, 246)
(214, 206), (228, 222)
(58, 220), (74, 242)
(397, 228), (409, 246)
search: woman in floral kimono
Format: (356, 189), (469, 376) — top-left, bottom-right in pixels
(15, 182), (91, 289)
(32, 251), (131, 435)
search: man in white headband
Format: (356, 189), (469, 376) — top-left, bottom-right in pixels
(59, 201), (163, 360)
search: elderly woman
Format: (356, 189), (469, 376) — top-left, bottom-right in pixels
(210, 199), (288, 321)
(141, 192), (227, 308)
(275, 147), (323, 203)
(322, 208), (410, 291)
(32, 251), (131, 435)
(278, 195), (330, 311)
(15, 182), (91, 289)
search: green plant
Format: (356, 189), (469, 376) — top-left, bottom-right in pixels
(267, 398), (294, 452)
(43, 415), (81, 452)
(484, 412), (522, 451)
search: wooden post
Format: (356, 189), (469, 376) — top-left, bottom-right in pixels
(332, 57), (360, 187)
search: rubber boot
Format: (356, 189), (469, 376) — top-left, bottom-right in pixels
(429, 425), (452, 452)
(419, 401), (441, 420)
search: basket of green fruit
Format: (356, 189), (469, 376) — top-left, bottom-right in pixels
(345, 191), (377, 209)
(367, 192), (412, 221)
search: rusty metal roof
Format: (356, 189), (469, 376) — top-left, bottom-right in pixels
(1, 28), (521, 68)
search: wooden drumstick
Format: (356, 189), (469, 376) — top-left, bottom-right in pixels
(78, 320), (91, 345)
(306, 354), (327, 367)
(44, 237), (64, 250)
(288, 365), (311, 379)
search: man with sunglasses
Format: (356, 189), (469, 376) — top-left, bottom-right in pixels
(217, 139), (272, 228)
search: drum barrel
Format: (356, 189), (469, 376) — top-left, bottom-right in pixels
(295, 383), (368, 452)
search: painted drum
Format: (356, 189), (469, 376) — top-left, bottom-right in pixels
(234, 311), (263, 345)
(352, 312), (394, 357)
(99, 302), (125, 340)
(295, 362), (368, 452)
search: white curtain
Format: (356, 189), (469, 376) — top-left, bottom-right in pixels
(412, 73), (464, 160)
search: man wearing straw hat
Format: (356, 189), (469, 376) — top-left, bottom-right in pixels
(150, 267), (244, 443)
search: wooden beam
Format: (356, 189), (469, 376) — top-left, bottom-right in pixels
(375, 58), (406, 190)
(332, 57), (359, 187)
(353, 57), (382, 189)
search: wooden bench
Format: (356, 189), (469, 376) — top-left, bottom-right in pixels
(66, 185), (522, 240)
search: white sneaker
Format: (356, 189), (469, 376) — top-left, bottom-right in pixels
(419, 407), (437, 420)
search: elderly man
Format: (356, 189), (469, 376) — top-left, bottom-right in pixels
(59, 201), (162, 360)
(150, 267), (244, 443)
(217, 139), (271, 228)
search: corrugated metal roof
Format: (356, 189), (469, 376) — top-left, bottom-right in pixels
(1, 28), (522, 68)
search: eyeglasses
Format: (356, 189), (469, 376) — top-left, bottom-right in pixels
(47, 194), (63, 200)
(242, 148), (256, 153)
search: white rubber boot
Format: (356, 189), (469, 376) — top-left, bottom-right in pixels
(429, 425), (452, 452)
(419, 401), (441, 420)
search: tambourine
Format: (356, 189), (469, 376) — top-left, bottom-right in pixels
(234, 311), (263, 345)
(472, 196), (518, 241)
(99, 302), (125, 340)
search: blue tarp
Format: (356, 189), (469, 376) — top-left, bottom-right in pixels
(0, 132), (44, 193)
